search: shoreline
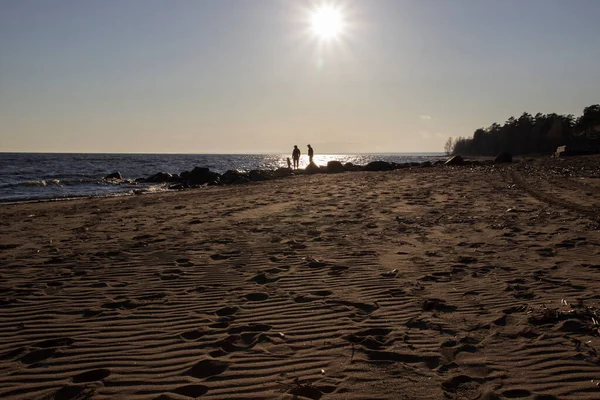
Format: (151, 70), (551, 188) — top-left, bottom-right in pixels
(0, 153), (449, 205)
(0, 155), (495, 205)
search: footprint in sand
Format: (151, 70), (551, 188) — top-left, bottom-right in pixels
(250, 273), (280, 285)
(536, 247), (555, 257)
(442, 375), (486, 398)
(215, 306), (238, 317)
(185, 359), (229, 378)
(213, 333), (270, 354)
(54, 385), (92, 400)
(20, 348), (56, 364)
(101, 299), (141, 310)
(328, 265), (349, 276)
(266, 266), (289, 274)
(288, 385), (323, 400)
(72, 368), (111, 383)
(171, 385), (209, 398)
(243, 292), (269, 302)
(366, 349), (440, 369)
(325, 299), (379, 323)
(210, 250), (242, 261)
(388, 289), (406, 297)
(159, 268), (183, 281)
(138, 292), (167, 301)
(209, 319), (231, 329)
(36, 338), (75, 348)
(82, 308), (104, 318)
(0, 347), (26, 361)
(20, 337), (76, 364)
(294, 290), (332, 303)
(501, 389), (532, 398)
(344, 327), (394, 351)
(180, 329), (208, 340)
(439, 338), (478, 360)
(175, 258), (194, 267)
(421, 298), (457, 313)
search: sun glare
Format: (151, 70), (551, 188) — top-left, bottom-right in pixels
(310, 5), (344, 40)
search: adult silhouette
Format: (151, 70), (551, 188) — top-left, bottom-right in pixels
(307, 144), (314, 164)
(292, 145), (301, 169)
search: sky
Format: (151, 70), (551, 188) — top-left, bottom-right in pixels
(1, 0), (599, 154)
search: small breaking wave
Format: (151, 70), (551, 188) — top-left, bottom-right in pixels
(0, 178), (99, 189)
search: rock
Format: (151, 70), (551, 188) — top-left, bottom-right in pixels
(248, 170), (272, 181)
(146, 172), (173, 183)
(305, 162), (321, 174)
(272, 168), (292, 178)
(181, 167), (221, 185)
(103, 172), (122, 180)
(444, 155), (464, 166)
(221, 170), (249, 184)
(326, 161), (345, 173)
(420, 161), (432, 167)
(364, 161), (395, 171)
(494, 152), (513, 163)
(344, 162), (361, 171)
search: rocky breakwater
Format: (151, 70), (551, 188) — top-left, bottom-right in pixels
(103, 154), (512, 192)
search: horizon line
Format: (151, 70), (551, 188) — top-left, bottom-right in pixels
(0, 151), (445, 156)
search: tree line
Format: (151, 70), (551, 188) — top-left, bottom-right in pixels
(445, 104), (600, 156)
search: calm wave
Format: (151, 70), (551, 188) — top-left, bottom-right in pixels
(0, 153), (444, 202)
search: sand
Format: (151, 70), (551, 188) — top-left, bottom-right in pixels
(1, 156), (600, 399)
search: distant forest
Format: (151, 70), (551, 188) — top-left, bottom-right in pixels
(446, 104), (600, 156)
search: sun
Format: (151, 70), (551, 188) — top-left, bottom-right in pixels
(310, 5), (344, 41)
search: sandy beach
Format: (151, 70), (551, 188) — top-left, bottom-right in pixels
(1, 156), (600, 400)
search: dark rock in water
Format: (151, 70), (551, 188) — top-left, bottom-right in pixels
(248, 170), (273, 181)
(364, 161), (395, 171)
(104, 172), (122, 180)
(327, 160), (345, 173)
(183, 167), (221, 185)
(445, 155), (464, 166)
(273, 168), (292, 178)
(434, 160), (445, 165)
(222, 170), (249, 184)
(147, 172), (173, 183)
(180, 170), (191, 181)
(344, 162), (364, 171)
(494, 152), (513, 163)
(305, 162), (321, 174)
(420, 161), (432, 167)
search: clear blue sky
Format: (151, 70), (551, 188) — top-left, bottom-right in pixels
(1, 0), (599, 153)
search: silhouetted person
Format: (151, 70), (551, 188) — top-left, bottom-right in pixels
(286, 157), (292, 169)
(292, 145), (301, 169)
(307, 144), (314, 164)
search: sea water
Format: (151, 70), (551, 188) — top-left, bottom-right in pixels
(0, 153), (444, 202)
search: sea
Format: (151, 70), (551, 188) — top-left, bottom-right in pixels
(0, 153), (445, 203)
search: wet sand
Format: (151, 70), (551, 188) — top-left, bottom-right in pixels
(1, 156), (600, 399)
